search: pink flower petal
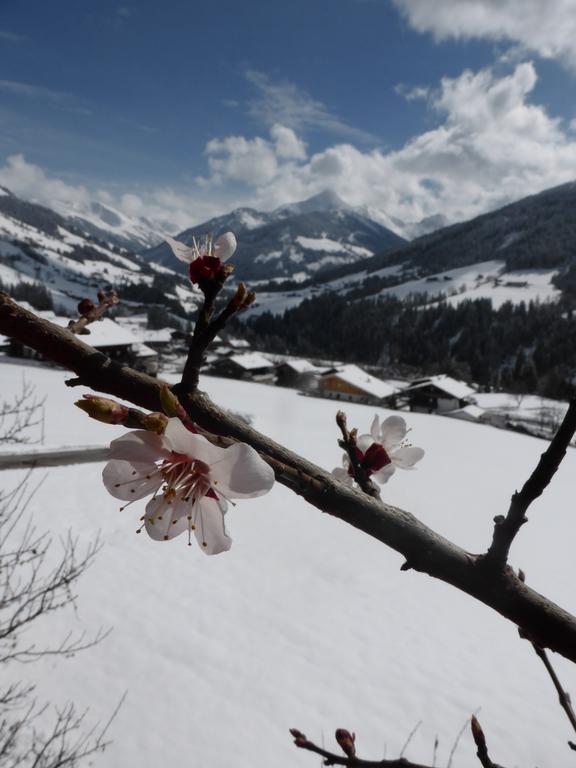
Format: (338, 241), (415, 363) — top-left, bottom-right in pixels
(163, 418), (226, 464)
(144, 496), (190, 541)
(102, 460), (162, 501)
(332, 467), (353, 485)
(357, 434), (374, 452)
(373, 464), (396, 484)
(370, 414), (380, 442)
(380, 416), (408, 451)
(214, 232), (236, 262)
(209, 442), (275, 499)
(164, 235), (196, 263)
(109, 430), (170, 464)
(391, 446), (425, 469)
(194, 498), (232, 555)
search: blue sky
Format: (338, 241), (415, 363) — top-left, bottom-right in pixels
(1, 0), (576, 229)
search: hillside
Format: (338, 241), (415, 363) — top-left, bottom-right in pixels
(0, 187), (197, 320)
(293, 180), (576, 301)
(1, 361), (575, 768)
(144, 191), (408, 282)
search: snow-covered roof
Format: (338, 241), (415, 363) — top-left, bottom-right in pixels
(228, 352), (274, 370)
(133, 327), (173, 343)
(279, 358), (328, 374)
(324, 364), (397, 399)
(444, 404), (486, 422)
(31, 308), (140, 348)
(226, 337), (250, 349)
(405, 375), (477, 400)
(70, 318), (140, 348)
(133, 343), (158, 358)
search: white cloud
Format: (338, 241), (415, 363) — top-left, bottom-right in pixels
(4, 61), (576, 233)
(0, 80), (71, 103)
(199, 62), (576, 224)
(393, 0), (576, 69)
(395, 83), (430, 102)
(0, 154), (91, 208)
(0, 155), (226, 233)
(270, 124), (307, 161)
(205, 135), (279, 186)
(245, 69), (378, 143)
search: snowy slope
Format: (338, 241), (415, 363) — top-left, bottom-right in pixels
(378, 260), (560, 309)
(0, 190), (198, 315)
(1, 360), (576, 768)
(60, 199), (165, 252)
(144, 191), (407, 282)
(243, 259), (560, 318)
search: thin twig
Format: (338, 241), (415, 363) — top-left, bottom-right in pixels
(68, 289), (119, 335)
(289, 729), (433, 768)
(179, 281), (255, 394)
(532, 643), (576, 741)
(470, 717), (506, 768)
(486, 399), (576, 567)
(336, 411), (380, 498)
(400, 720), (422, 758)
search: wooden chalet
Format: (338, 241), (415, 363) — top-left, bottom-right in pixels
(3, 307), (159, 376)
(396, 375), (477, 413)
(209, 352), (276, 382)
(317, 364), (397, 404)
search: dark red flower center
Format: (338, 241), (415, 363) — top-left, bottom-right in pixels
(188, 255), (225, 285)
(348, 442), (391, 477)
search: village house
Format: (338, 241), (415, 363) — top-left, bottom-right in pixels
(209, 352), (276, 382)
(317, 364), (397, 404)
(396, 374), (477, 413)
(2, 306), (160, 376)
(275, 358), (331, 390)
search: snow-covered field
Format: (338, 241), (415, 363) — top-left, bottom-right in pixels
(1, 360), (576, 767)
(379, 260), (560, 309)
(244, 259), (560, 319)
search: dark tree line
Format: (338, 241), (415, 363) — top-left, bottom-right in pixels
(243, 295), (576, 399)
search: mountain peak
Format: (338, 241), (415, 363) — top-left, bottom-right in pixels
(274, 189), (350, 217)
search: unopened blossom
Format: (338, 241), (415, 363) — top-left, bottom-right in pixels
(165, 232), (236, 286)
(102, 417), (274, 554)
(333, 414), (424, 486)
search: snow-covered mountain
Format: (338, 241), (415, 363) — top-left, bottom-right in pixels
(243, 179), (576, 318)
(0, 187), (196, 317)
(50, 198), (165, 252)
(144, 191), (409, 282)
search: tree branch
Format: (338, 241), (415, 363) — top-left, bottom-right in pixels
(486, 399), (576, 567)
(3, 293), (576, 663)
(336, 410), (381, 498)
(178, 281), (254, 394)
(470, 717), (506, 768)
(532, 643), (576, 743)
(289, 729), (434, 768)
(67, 289), (119, 335)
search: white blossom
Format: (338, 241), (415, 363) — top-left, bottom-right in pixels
(333, 414), (424, 486)
(102, 417), (274, 554)
(164, 232), (237, 264)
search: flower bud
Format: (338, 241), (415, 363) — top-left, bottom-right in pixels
(470, 716), (485, 749)
(243, 290), (257, 308)
(142, 411), (169, 434)
(335, 729), (356, 758)
(77, 298), (95, 316)
(75, 395), (128, 424)
(289, 729), (308, 748)
(159, 385), (186, 418)
(230, 282), (247, 310)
